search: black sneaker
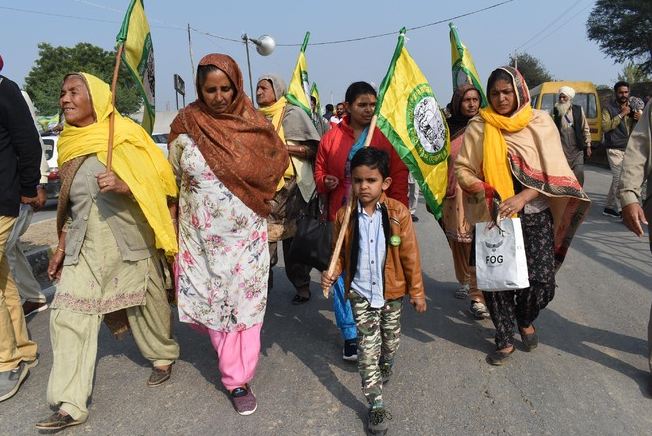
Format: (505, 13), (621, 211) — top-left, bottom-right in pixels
(230, 385), (257, 416)
(602, 208), (621, 218)
(367, 406), (392, 435)
(342, 339), (358, 362)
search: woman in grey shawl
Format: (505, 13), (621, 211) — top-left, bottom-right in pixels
(256, 74), (321, 304)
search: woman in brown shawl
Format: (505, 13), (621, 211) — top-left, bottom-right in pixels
(443, 84), (490, 320)
(168, 54), (288, 415)
(455, 67), (590, 366)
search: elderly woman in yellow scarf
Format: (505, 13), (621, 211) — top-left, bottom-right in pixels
(456, 66), (590, 366)
(35, 73), (180, 431)
(256, 74), (321, 304)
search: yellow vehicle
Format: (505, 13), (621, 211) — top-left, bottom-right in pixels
(529, 81), (602, 145)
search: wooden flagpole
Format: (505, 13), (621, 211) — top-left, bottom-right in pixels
(106, 43), (125, 172)
(322, 114), (378, 297)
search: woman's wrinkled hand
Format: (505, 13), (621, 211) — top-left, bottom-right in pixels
(96, 171), (131, 195)
(48, 249), (65, 281)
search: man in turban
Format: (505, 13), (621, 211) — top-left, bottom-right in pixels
(553, 86), (592, 186)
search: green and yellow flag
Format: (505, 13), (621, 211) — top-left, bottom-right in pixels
(286, 32), (312, 116)
(116, 0), (155, 133)
(449, 22), (487, 107)
(310, 82), (321, 115)
(376, 28), (450, 219)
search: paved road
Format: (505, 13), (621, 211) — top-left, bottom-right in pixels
(4, 166), (651, 435)
(32, 200), (57, 224)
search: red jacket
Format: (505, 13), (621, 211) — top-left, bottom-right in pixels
(314, 116), (409, 221)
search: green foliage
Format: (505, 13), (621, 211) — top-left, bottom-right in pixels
(587, 0), (652, 74)
(508, 53), (553, 88)
(24, 42), (143, 115)
(617, 62), (652, 84)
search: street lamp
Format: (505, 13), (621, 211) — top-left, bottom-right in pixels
(242, 34), (276, 99)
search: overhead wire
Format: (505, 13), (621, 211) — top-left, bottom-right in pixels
(518, 2), (593, 51)
(0, 5), (125, 25)
(3, 1), (515, 48)
(514, 0), (585, 51)
(275, 0), (515, 46)
(68, 0), (181, 28)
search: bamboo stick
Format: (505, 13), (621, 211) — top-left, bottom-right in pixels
(106, 43), (124, 172)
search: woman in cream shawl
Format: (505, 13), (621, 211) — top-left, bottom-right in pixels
(455, 66), (590, 366)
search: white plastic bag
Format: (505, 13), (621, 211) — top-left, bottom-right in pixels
(475, 218), (529, 291)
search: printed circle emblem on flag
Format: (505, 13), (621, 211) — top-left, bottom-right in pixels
(407, 83), (447, 165)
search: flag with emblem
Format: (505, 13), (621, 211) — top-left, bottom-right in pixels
(286, 32), (312, 116)
(116, 0), (155, 133)
(449, 22), (487, 107)
(375, 28), (450, 219)
(310, 82), (321, 115)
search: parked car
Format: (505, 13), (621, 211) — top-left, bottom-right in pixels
(151, 132), (169, 157)
(42, 134), (61, 199)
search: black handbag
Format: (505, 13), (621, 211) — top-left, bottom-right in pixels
(287, 192), (332, 271)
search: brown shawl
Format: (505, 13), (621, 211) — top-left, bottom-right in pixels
(56, 156), (87, 235)
(169, 53), (288, 217)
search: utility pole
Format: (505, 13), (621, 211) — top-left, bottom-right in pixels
(187, 24), (195, 97)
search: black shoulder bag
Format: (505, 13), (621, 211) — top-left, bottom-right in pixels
(287, 191), (332, 271)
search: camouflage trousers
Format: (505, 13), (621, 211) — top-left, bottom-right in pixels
(350, 292), (403, 406)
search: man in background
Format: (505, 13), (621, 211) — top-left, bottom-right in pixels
(602, 81), (641, 218)
(5, 89), (49, 317)
(619, 99), (652, 395)
(0, 54), (42, 402)
(553, 86), (592, 186)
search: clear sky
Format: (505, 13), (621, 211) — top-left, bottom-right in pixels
(0, 0), (622, 115)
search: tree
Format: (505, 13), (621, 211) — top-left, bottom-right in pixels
(508, 52), (553, 88)
(587, 0), (652, 75)
(24, 42), (142, 115)
(617, 62), (652, 84)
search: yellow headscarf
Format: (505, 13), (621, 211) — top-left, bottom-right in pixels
(57, 73), (178, 255)
(258, 96), (294, 189)
(258, 96), (287, 143)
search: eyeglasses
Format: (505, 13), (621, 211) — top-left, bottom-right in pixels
(559, 95), (569, 100)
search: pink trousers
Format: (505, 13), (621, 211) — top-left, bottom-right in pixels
(206, 323), (262, 391)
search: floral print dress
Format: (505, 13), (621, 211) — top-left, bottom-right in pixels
(169, 134), (269, 332)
